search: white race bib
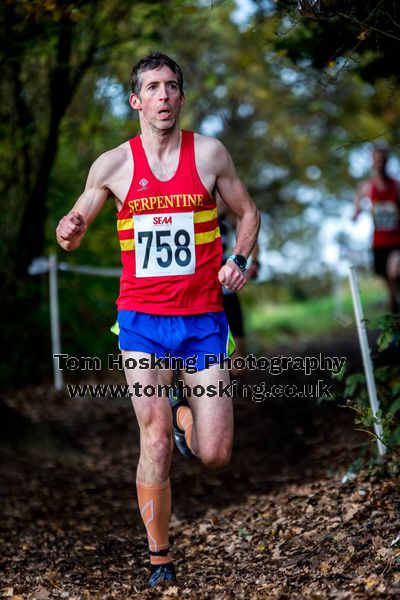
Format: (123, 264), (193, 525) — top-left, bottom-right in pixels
(134, 212), (195, 277)
(373, 202), (399, 231)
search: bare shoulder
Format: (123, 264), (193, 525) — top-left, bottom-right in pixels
(89, 142), (131, 185)
(194, 132), (226, 155)
(193, 133), (230, 173)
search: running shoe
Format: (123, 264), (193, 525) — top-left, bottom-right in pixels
(169, 389), (195, 459)
(149, 562), (177, 587)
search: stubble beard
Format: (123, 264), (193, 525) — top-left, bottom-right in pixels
(148, 115), (179, 136)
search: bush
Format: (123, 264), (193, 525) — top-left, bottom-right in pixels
(339, 313), (400, 451)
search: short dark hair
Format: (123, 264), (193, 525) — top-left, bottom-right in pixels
(131, 52), (184, 96)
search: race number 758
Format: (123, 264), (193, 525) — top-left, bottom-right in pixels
(134, 213), (196, 277)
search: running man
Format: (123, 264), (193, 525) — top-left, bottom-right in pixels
(56, 53), (260, 587)
(353, 143), (400, 313)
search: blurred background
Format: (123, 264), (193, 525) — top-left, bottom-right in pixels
(1, 0), (400, 386)
(3, 3), (400, 596)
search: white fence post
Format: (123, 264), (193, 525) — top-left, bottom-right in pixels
(49, 253), (63, 391)
(348, 266), (386, 456)
(332, 271), (344, 320)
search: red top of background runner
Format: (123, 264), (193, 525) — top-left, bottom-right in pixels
(369, 177), (400, 247)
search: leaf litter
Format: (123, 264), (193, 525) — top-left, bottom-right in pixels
(1, 338), (400, 599)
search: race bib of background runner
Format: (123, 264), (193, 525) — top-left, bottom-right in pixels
(373, 202), (400, 231)
(134, 212), (195, 277)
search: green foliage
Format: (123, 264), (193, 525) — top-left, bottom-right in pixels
(275, 1), (400, 84)
(343, 314), (400, 451)
(0, 0), (189, 386)
(245, 275), (386, 347)
(369, 313), (400, 351)
(4, 0), (400, 387)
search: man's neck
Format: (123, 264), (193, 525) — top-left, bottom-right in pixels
(374, 169), (390, 183)
(140, 121), (182, 160)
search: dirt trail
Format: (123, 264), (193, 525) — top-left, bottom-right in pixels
(1, 334), (399, 599)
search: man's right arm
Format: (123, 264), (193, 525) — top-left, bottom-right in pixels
(56, 150), (121, 251)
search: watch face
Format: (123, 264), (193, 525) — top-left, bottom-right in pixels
(235, 255), (247, 270)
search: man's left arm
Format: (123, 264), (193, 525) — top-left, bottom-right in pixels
(214, 142), (260, 291)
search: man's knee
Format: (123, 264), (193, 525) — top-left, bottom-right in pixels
(142, 430), (173, 464)
(199, 445), (232, 469)
(387, 251), (400, 280)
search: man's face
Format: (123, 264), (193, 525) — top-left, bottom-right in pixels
(372, 149), (388, 172)
(130, 66), (184, 131)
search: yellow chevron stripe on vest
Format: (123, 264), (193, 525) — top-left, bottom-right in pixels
(119, 225), (220, 251)
(193, 207), (217, 224)
(117, 218), (133, 231)
(118, 208), (216, 231)
(120, 238), (135, 251)
(195, 226), (221, 245)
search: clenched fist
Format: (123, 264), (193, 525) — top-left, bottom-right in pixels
(218, 261), (247, 292)
(56, 211), (87, 251)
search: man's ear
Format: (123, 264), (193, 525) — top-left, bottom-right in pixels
(129, 93), (141, 111)
(180, 92), (185, 109)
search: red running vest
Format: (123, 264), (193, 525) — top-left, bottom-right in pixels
(369, 177), (400, 248)
(116, 131), (223, 315)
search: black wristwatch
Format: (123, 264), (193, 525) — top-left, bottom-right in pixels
(227, 254), (247, 272)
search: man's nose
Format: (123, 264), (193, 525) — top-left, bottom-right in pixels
(158, 83), (169, 100)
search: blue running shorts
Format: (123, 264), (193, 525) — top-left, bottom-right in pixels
(115, 310), (235, 372)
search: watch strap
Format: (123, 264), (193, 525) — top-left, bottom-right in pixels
(227, 254), (247, 272)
